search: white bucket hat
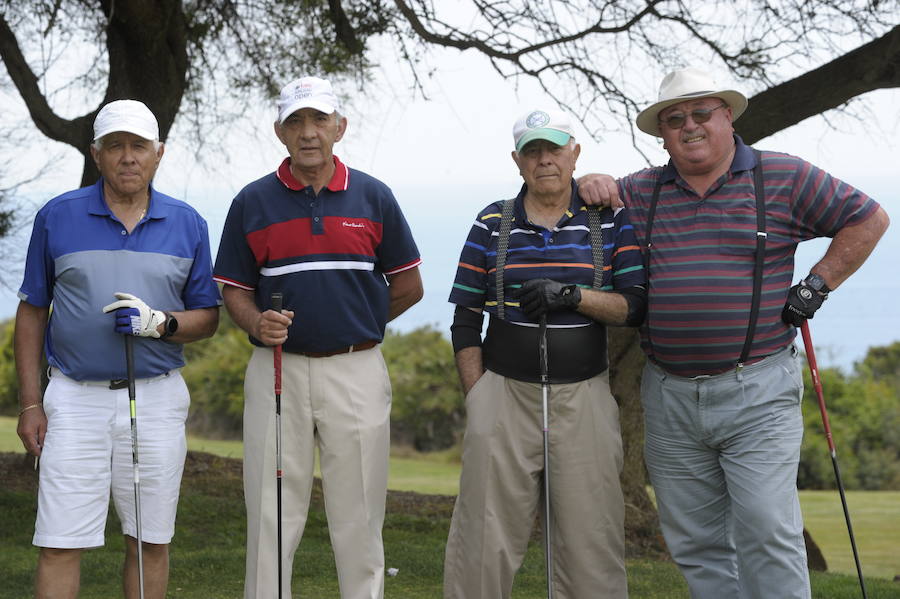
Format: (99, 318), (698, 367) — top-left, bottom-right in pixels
(513, 109), (574, 152)
(93, 100), (159, 142)
(636, 67), (748, 137)
(277, 76), (340, 124)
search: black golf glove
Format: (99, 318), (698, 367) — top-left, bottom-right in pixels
(516, 279), (581, 320)
(781, 281), (827, 326)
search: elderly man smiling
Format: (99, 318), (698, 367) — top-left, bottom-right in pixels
(579, 67), (890, 599)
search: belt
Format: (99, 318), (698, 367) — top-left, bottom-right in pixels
(294, 340), (378, 358)
(49, 367), (172, 389)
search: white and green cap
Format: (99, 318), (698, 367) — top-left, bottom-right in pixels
(513, 109), (573, 152)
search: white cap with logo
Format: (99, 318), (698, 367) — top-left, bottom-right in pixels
(512, 109), (573, 152)
(93, 100), (160, 142)
(277, 76), (340, 124)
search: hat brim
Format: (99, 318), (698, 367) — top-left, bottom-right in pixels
(93, 126), (158, 142)
(515, 129), (571, 153)
(278, 100), (338, 124)
(636, 90), (748, 137)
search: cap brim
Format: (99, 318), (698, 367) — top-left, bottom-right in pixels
(93, 126), (158, 142)
(278, 100), (337, 123)
(636, 90), (748, 137)
(515, 129), (571, 152)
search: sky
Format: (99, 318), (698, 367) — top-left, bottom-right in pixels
(1, 41), (897, 371)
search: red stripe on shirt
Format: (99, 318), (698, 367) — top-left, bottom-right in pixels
(246, 216), (383, 266)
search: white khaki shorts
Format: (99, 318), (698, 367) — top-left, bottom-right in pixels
(33, 369), (190, 549)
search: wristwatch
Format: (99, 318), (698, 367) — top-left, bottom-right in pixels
(802, 273), (831, 297)
(160, 312), (179, 339)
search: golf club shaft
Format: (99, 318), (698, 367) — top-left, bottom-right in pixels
(272, 293), (284, 599)
(800, 321), (867, 599)
(125, 335), (145, 599)
(538, 315), (553, 599)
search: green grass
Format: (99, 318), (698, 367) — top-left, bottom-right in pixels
(3, 415), (900, 597)
(803, 490), (900, 580)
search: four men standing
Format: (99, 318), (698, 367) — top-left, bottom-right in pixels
(12, 69), (889, 599)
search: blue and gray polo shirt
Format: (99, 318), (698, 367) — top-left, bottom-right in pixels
(18, 179), (221, 380)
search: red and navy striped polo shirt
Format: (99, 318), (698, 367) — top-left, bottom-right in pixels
(214, 156), (421, 353)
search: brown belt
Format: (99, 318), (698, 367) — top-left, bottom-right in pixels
(295, 340), (378, 358)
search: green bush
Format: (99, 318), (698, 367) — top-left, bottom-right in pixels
(382, 325), (465, 452)
(798, 344), (900, 490)
(181, 312), (252, 439)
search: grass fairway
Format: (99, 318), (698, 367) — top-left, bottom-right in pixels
(3, 416), (899, 596)
(803, 490), (900, 580)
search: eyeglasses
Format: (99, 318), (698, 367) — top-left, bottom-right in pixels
(659, 104), (728, 129)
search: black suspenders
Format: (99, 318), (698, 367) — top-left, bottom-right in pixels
(495, 199), (604, 321)
(644, 150), (766, 369)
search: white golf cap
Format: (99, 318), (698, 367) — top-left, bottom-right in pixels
(93, 100), (159, 142)
(513, 109), (573, 152)
(277, 76), (340, 123)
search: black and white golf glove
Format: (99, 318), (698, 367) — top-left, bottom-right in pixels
(516, 278), (581, 320)
(781, 275), (829, 326)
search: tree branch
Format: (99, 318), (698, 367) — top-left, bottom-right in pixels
(737, 24), (900, 144)
(0, 12), (92, 147)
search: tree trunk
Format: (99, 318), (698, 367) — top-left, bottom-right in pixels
(609, 327), (668, 556)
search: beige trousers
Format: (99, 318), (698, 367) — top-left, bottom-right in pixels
(444, 369), (627, 599)
(242, 345), (391, 599)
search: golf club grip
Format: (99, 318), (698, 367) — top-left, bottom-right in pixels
(271, 293), (283, 393)
(800, 321), (836, 452)
(125, 335), (136, 398)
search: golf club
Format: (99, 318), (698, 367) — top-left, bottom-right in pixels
(271, 292), (284, 599)
(124, 335), (145, 599)
(538, 314), (554, 599)
(800, 321), (868, 599)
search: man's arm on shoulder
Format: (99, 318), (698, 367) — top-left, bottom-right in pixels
(813, 206), (890, 290)
(14, 301), (49, 456)
(222, 285), (292, 346)
(577, 173), (623, 209)
(386, 266), (423, 322)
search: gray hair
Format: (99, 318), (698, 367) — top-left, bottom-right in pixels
(92, 136), (162, 152)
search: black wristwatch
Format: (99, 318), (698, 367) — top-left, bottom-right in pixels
(160, 311), (179, 339)
(802, 273), (831, 297)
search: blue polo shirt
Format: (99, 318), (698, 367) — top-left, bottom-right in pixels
(18, 179), (221, 381)
(213, 156), (421, 354)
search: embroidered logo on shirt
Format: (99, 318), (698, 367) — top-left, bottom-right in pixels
(342, 221), (365, 228)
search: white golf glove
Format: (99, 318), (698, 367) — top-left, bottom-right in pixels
(102, 292), (166, 338)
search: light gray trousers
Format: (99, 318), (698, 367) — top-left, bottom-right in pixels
(642, 346), (811, 599)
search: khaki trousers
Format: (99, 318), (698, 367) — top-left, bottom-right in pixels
(243, 346), (391, 599)
(444, 369), (627, 599)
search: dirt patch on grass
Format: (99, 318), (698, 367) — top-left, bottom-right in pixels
(1, 451), (456, 520)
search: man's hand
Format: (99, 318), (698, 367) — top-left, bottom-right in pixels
(17, 405), (46, 456)
(102, 292), (166, 337)
(576, 173), (623, 209)
(781, 282), (826, 326)
(516, 279), (581, 319)
(256, 307), (294, 346)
